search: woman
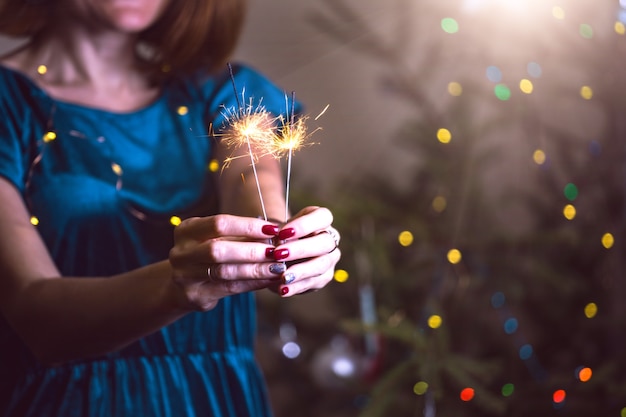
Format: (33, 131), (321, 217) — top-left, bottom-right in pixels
(0, 0), (341, 416)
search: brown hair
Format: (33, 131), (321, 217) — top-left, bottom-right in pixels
(0, 0), (247, 80)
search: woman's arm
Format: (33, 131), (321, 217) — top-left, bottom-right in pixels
(0, 177), (281, 365)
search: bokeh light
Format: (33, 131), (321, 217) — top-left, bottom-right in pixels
(37, 65), (47, 75)
(563, 183), (578, 201)
(494, 84), (511, 100)
(398, 231), (414, 247)
(447, 248), (462, 264)
(553, 389), (566, 403)
(580, 86), (593, 100)
(448, 81), (463, 96)
(491, 292), (505, 309)
(170, 216), (182, 227)
(334, 269), (349, 283)
(563, 204), (576, 220)
(43, 131), (56, 143)
(504, 317), (518, 334)
(441, 18), (459, 33)
(413, 381), (429, 395)
(579, 23), (593, 39)
(519, 79), (533, 94)
(30, 216), (39, 226)
(527, 62), (542, 78)
(432, 195), (447, 212)
(602, 233), (614, 249)
(460, 388), (475, 401)
(177, 106), (189, 116)
(428, 314), (443, 329)
(577, 367), (592, 382)
(501, 383), (514, 397)
(437, 128), (452, 143)
(616, 21), (626, 35)
(486, 66), (502, 82)
(519, 344), (533, 360)
(584, 302), (597, 319)
(552, 6), (565, 20)
(533, 149), (546, 165)
(208, 159), (220, 172)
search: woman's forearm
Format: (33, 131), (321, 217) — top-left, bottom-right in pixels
(5, 261), (187, 365)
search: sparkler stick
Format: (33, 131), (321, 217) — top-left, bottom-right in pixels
(225, 63), (274, 221)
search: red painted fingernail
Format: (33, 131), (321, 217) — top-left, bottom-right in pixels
(265, 247), (275, 258)
(262, 224), (280, 236)
(280, 287), (289, 296)
(274, 248), (289, 260)
(278, 228), (296, 240)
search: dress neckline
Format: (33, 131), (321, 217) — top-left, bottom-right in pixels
(0, 64), (167, 117)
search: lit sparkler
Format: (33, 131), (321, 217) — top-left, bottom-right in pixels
(220, 63), (327, 222)
(221, 63), (277, 220)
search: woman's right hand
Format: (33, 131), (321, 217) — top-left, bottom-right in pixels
(168, 214), (283, 311)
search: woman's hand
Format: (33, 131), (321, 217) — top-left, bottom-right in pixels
(168, 214), (285, 311)
(268, 206), (341, 297)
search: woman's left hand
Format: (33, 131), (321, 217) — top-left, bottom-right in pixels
(269, 206), (341, 297)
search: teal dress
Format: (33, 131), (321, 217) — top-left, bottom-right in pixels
(0, 64), (292, 417)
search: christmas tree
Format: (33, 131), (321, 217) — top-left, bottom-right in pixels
(256, 1), (626, 416)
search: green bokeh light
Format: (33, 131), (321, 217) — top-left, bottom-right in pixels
(441, 18), (459, 34)
(494, 84), (511, 101)
(564, 183), (578, 201)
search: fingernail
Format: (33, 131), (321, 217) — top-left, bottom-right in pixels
(262, 224), (280, 236)
(274, 248), (289, 260)
(265, 247), (275, 258)
(269, 263), (286, 274)
(280, 287), (289, 296)
(278, 228), (296, 240)
(283, 272), (296, 284)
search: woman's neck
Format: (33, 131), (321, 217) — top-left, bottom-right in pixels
(1, 18), (161, 113)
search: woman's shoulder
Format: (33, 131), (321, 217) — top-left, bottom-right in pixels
(0, 64), (47, 109)
(188, 62), (296, 117)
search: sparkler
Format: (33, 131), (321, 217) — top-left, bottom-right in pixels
(221, 63), (276, 220)
(221, 63), (326, 222)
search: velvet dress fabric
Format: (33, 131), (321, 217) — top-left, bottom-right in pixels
(0, 63), (295, 417)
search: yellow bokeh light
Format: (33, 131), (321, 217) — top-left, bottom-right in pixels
(334, 269), (349, 283)
(448, 82), (462, 96)
(584, 302), (597, 319)
(447, 248), (462, 264)
(43, 131), (56, 142)
(533, 149), (546, 165)
(30, 216), (39, 226)
(177, 106), (188, 116)
(398, 231), (414, 247)
(428, 314), (443, 329)
(432, 195), (447, 212)
(552, 6), (565, 20)
(37, 65), (47, 75)
(580, 86), (593, 100)
(437, 128), (452, 144)
(413, 381), (429, 395)
(208, 159), (220, 172)
(616, 22), (626, 35)
(170, 216), (182, 226)
(563, 204), (576, 220)
(519, 79), (533, 94)
(621, 407), (626, 417)
(601, 233), (614, 249)
(111, 163), (123, 176)
(578, 367), (592, 382)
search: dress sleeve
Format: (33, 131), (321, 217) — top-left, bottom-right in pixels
(0, 71), (35, 194)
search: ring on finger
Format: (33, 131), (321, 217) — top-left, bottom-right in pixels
(207, 264), (218, 281)
(320, 228), (340, 253)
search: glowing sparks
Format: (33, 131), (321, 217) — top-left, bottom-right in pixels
(219, 63), (325, 221)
